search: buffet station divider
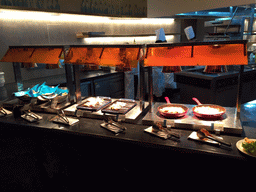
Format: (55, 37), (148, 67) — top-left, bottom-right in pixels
(0, 40), (248, 135)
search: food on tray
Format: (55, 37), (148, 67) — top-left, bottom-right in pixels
(83, 97), (104, 108)
(61, 92), (68, 96)
(159, 106), (185, 114)
(194, 106), (222, 115)
(200, 128), (211, 136)
(109, 102), (126, 110)
(242, 137), (256, 156)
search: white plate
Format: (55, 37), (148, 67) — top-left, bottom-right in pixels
(236, 139), (256, 158)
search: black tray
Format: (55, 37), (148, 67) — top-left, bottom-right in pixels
(77, 97), (112, 112)
(101, 99), (137, 115)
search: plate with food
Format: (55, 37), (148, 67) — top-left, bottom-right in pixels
(77, 97), (112, 112)
(236, 137), (256, 157)
(101, 99), (137, 114)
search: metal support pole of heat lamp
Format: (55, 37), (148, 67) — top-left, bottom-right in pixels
(73, 64), (82, 104)
(13, 62), (24, 92)
(65, 64), (75, 103)
(235, 65), (244, 121)
(148, 66), (153, 113)
(139, 59), (145, 111)
(64, 46), (76, 104)
(138, 46), (146, 111)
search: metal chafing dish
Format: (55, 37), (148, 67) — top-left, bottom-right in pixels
(64, 97), (150, 123)
(76, 97), (112, 112)
(101, 99), (137, 115)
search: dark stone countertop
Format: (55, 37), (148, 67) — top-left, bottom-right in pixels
(1, 103), (256, 191)
(0, 104), (254, 162)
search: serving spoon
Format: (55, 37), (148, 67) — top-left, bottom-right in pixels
(197, 129), (231, 146)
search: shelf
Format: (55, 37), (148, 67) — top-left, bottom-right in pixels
(76, 33), (181, 39)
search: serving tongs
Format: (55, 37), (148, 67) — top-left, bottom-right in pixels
(56, 110), (69, 124)
(153, 122), (180, 139)
(21, 110), (42, 122)
(101, 115), (127, 134)
(25, 110), (41, 120)
(0, 107), (7, 116)
(197, 128), (231, 146)
(50, 110), (79, 126)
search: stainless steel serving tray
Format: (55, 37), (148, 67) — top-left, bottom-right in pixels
(101, 99), (137, 115)
(76, 97), (112, 112)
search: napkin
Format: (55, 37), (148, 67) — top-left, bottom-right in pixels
(184, 26), (195, 40)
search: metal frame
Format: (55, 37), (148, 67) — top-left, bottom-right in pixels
(7, 41), (247, 123)
(236, 65), (245, 119)
(139, 59), (145, 110)
(12, 62), (23, 91)
(148, 66), (153, 113)
(69, 44), (143, 49)
(73, 64), (81, 103)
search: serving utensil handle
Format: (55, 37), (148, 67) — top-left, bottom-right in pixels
(192, 97), (202, 105)
(207, 135), (232, 146)
(165, 97), (171, 104)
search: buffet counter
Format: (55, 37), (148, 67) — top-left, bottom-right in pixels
(0, 104), (254, 159)
(0, 101), (255, 191)
(0, 111), (247, 157)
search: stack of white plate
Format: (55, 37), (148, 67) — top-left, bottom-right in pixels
(0, 72), (7, 101)
(0, 72), (5, 87)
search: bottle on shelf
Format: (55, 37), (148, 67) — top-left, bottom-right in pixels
(90, 0), (95, 13)
(94, 1), (98, 14)
(103, 1), (108, 14)
(55, 0), (60, 10)
(99, 0), (103, 14)
(81, 0), (86, 12)
(85, 0), (91, 13)
(128, 4), (131, 16)
(124, 4), (128, 15)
